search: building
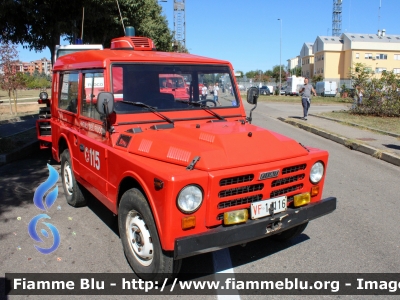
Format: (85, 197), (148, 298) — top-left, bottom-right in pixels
(11, 58), (52, 76)
(300, 43), (314, 79)
(300, 30), (400, 88)
(313, 36), (342, 84)
(287, 55), (301, 76)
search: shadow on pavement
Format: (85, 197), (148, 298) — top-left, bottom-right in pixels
(229, 234), (310, 269)
(0, 149), (53, 219)
(383, 144), (400, 150)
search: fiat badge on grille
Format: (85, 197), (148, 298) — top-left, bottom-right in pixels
(259, 170), (280, 180)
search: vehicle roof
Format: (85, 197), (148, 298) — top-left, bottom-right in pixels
(53, 48), (231, 71)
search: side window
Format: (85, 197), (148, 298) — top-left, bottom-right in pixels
(59, 73), (79, 113)
(81, 71), (104, 120)
(112, 66), (123, 100)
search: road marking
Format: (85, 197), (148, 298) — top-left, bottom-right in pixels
(212, 248), (240, 300)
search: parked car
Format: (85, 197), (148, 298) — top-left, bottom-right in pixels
(259, 86), (271, 95)
(280, 87), (286, 95)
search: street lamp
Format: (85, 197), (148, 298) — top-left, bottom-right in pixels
(278, 18), (282, 96)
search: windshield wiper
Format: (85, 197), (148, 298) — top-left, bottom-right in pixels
(120, 101), (174, 124)
(176, 100), (226, 121)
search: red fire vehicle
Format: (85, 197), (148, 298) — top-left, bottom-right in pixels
(159, 74), (189, 101)
(36, 33), (336, 280)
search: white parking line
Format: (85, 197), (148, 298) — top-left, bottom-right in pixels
(212, 248), (241, 300)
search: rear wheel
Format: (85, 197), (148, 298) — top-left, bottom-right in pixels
(272, 222), (308, 241)
(61, 149), (87, 207)
(118, 188), (181, 281)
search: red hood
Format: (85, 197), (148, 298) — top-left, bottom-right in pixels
(122, 121), (308, 171)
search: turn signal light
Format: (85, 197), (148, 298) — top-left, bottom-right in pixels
(294, 192), (311, 207)
(311, 185), (320, 197)
(224, 209), (248, 225)
(181, 216), (196, 230)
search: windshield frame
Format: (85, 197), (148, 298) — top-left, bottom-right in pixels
(109, 63), (240, 114)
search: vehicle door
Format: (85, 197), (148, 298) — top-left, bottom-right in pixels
(57, 72), (82, 174)
(77, 70), (109, 197)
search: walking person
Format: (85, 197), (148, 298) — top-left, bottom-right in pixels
(213, 82), (221, 106)
(356, 85), (364, 105)
(299, 78), (316, 120)
(201, 84), (208, 100)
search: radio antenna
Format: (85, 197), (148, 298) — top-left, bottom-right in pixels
(81, 7), (85, 40)
(115, 0), (126, 35)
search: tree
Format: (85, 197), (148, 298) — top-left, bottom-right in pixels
(245, 70), (257, 79)
(291, 66), (301, 77)
(349, 63), (372, 88)
(271, 65), (287, 86)
(172, 41), (189, 53)
(311, 74), (324, 84)
(349, 62), (400, 117)
(0, 42), (20, 114)
(0, 0), (173, 64)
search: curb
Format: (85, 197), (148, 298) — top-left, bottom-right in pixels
(309, 113), (400, 138)
(278, 117), (400, 167)
(0, 140), (40, 166)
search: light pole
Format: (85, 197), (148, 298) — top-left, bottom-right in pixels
(278, 18), (282, 96)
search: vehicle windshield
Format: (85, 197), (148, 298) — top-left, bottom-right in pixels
(111, 64), (239, 113)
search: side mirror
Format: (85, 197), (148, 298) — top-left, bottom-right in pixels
(247, 87), (259, 105)
(96, 92), (115, 116)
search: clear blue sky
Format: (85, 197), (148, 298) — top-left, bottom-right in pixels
(18, 0), (398, 73)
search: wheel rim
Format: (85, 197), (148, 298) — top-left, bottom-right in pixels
(126, 210), (154, 266)
(63, 161), (73, 196)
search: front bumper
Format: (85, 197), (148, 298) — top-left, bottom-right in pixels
(174, 197), (336, 259)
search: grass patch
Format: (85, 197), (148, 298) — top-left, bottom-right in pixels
(0, 89), (52, 103)
(0, 128), (37, 154)
(317, 111), (400, 135)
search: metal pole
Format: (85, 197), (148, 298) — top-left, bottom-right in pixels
(278, 19), (282, 96)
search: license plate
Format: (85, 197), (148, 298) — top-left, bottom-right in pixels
(250, 196), (287, 219)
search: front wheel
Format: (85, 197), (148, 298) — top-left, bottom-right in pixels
(61, 149), (87, 207)
(272, 222), (308, 241)
(118, 188), (181, 280)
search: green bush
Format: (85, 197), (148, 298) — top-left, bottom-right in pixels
(349, 63), (400, 117)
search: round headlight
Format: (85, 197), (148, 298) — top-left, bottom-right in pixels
(310, 161), (324, 183)
(177, 185), (203, 213)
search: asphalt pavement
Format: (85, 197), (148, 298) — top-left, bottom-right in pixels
(0, 114), (38, 138)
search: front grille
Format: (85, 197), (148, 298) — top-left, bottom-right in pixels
(282, 164), (306, 174)
(220, 174), (254, 186)
(219, 184), (264, 198)
(271, 174), (305, 187)
(218, 194), (263, 209)
(211, 163), (308, 225)
(270, 184), (303, 198)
